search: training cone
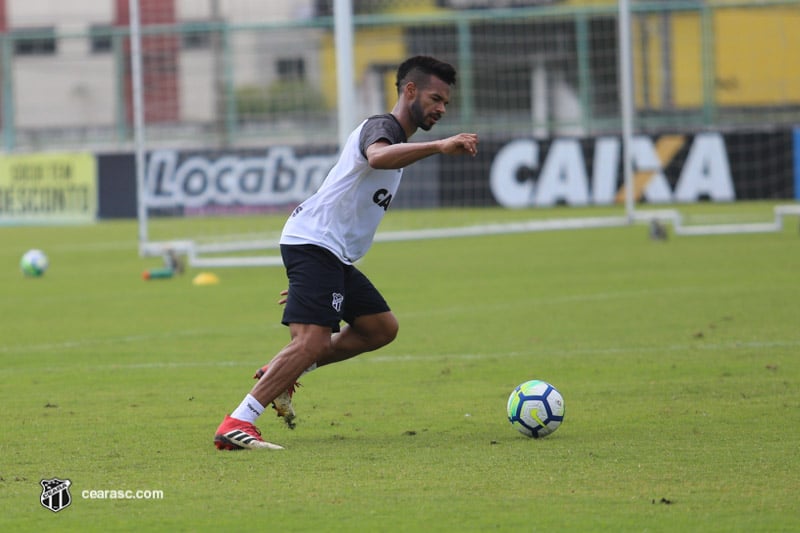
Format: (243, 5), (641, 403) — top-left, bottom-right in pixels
(192, 272), (220, 286)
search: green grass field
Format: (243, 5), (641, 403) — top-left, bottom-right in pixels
(2, 203), (799, 532)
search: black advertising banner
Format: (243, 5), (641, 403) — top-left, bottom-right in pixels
(441, 130), (795, 207)
(95, 129), (796, 219)
(98, 153), (139, 219)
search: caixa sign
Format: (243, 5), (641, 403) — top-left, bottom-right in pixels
(490, 133), (735, 208)
(144, 148), (337, 208)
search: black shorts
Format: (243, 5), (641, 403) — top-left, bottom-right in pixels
(280, 244), (390, 332)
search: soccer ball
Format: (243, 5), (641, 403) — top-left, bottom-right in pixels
(20, 249), (49, 277)
(507, 380), (565, 438)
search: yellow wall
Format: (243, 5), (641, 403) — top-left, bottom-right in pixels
(320, 27), (407, 109)
(715, 7), (800, 105)
(602, 2), (800, 107)
(671, 12), (705, 108)
(635, 6), (800, 108)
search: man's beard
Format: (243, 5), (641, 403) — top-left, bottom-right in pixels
(411, 100), (433, 131)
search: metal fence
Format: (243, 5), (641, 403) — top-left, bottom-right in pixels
(1, 0), (798, 153)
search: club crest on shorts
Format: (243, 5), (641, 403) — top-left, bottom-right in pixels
(331, 292), (344, 312)
(40, 478), (72, 513)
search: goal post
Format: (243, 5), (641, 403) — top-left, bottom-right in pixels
(617, 0), (635, 221)
(129, 0), (149, 249)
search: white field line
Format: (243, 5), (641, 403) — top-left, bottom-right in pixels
(368, 339), (800, 362)
(0, 286), (722, 355)
(43, 240), (138, 252)
(0, 325), (282, 355)
(27, 339), (800, 371)
(1, 339), (797, 374)
(0, 285), (783, 357)
(399, 286), (714, 319)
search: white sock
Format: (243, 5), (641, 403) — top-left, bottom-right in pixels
(302, 363), (317, 375)
(230, 394), (265, 424)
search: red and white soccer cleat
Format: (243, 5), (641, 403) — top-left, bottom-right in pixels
(213, 415), (283, 451)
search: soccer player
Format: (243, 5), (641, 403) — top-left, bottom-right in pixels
(214, 55), (479, 450)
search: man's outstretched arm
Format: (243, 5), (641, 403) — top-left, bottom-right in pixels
(366, 133), (478, 170)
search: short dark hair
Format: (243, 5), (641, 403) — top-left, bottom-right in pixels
(395, 55), (456, 93)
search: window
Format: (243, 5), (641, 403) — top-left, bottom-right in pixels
(182, 21), (212, 50)
(13, 27), (57, 56)
(89, 24), (114, 54)
(277, 58), (305, 81)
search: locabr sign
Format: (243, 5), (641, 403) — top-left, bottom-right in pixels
(144, 147), (337, 210)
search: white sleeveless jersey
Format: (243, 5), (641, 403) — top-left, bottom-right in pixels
(280, 114), (407, 264)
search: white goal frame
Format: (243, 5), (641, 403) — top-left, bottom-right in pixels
(132, 0), (800, 268)
(138, 204), (800, 268)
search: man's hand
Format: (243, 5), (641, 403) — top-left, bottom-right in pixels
(440, 133), (478, 157)
(278, 289), (288, 306)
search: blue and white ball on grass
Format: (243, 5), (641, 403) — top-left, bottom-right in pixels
(20, 249), (49, 277)
(507, 380), (565, 438)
